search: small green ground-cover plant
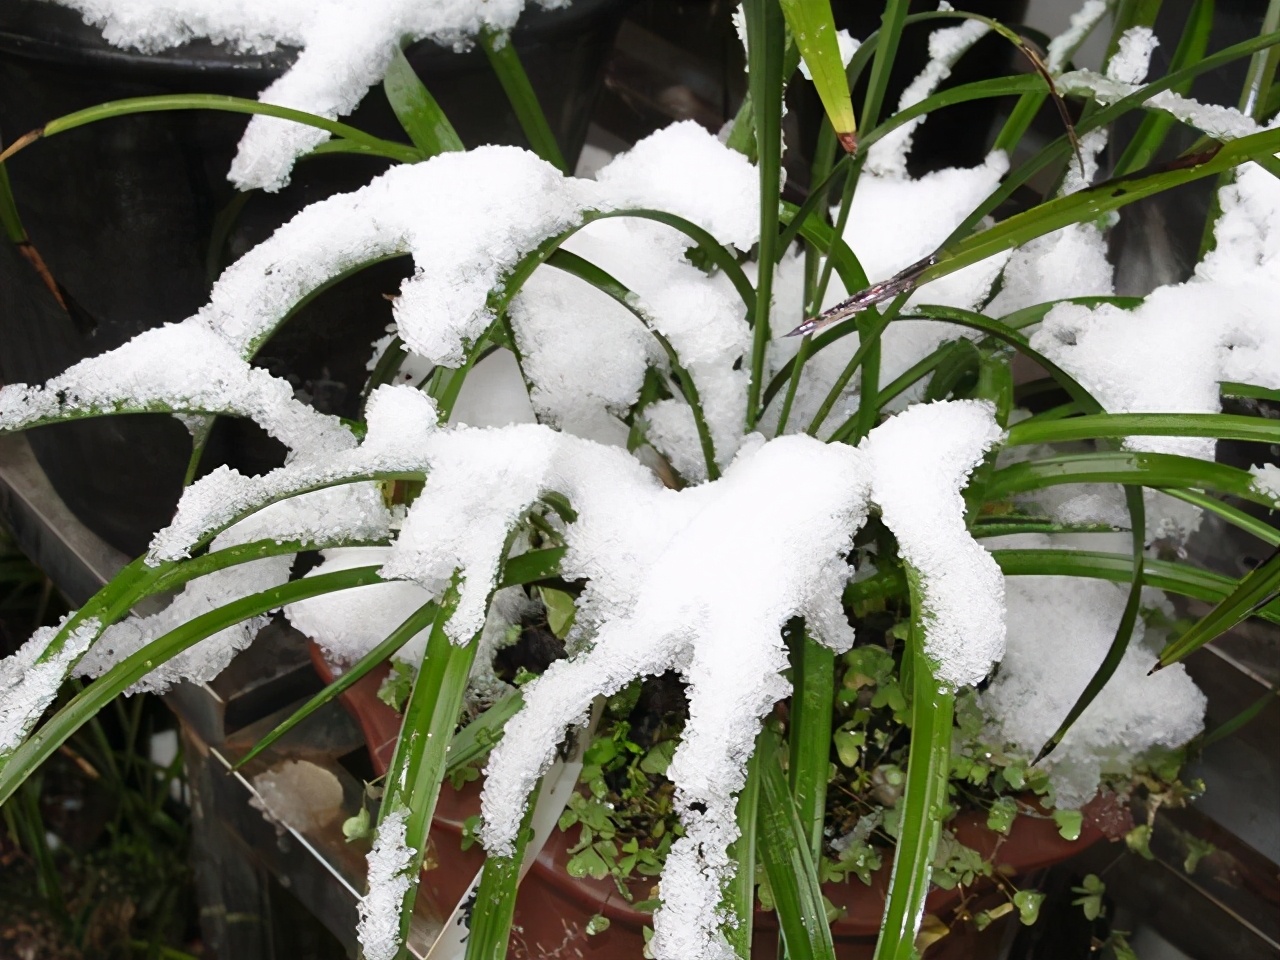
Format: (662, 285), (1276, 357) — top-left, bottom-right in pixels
(2, 1), (1280, 959)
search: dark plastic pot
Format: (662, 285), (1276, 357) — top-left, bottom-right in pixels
(312, 646), (1109, 959)
(0, 0), (630, 556)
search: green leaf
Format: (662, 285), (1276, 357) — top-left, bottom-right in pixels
(1113, 0), (1215, 176)
(0, 565), (386, 805)
(756, 727), (838, 960)
(742, 0), (787, 430)
(236, 599), (437, 769)
(585, 914), (611, 936)
(0, 93), (421, 167)
(1035, 487), (1146, 764)
(1014, 890), (1045, 926)
(789, 632), (835, 863)
(986, 451), (1277, 511)
(1005, 412), (1280, 448)
(1125, 823), (1155, 859)
(545, 249), (721, 480)
(725, 742), (762, 959)
(990, 548), (1280, 625)
(639, 740), (677, 777)
(539, 586), (577, 639)
(779, 0), (857, 148)
(479, 29), (568, 174)
(464, 803), (535, 960)
(382, 46), (463, 156)
(872, 571), (956, 960)
(1072, 874), (1106, 921)
(986, 797), (1017, 836)
(1157, 547), (1280, 668)
(1053, 809), (1083, 842)
(342, 806), (373, 842)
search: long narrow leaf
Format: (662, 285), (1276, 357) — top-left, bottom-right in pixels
(546, 249), (721, 479)
(788, 630), (834, 862)
(873, 573), (955, 960)
(383, 46), (464, 156)
(480, 29), (568, 173)
(0, 566), (385, 807)
(725, 743), (762, 960)
(743, 0), (787, 430)
(756, 726), (837, 960)
(234, 600), (439, 769)
(1005, 412), (1280, 448)
(377, 576), (479, 960)
(1035, 487), (1146, 763)
(986, 450), (1277, 509)
(0, 94), (421, 166)
(990, 550), (1280, 624)
(1157, 547), (1280, 668)
(780, 0), (857, 150)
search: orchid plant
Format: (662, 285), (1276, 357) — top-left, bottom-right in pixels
(3, 1), (1280, 959)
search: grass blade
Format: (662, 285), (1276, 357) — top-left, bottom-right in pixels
(757, 726), (837, 960)
(725, 743), (762, 959)
(742, 0), (787, 430)
(480, 29), (568, 173)
(376, 576), (480, 960)
(872, 574), (955, 960)
(1005, 412), (1280, 448)
(0, 94), (422, 166)
(546, 249), (721, 479)
(234, 601), (439, 769)
(985, 451), (1277, 510)
(1156, 547), (1280, 669)
(0, 566), (385, 807)
(788, 629), (834, 862)
(382, 46), (464, 156)
(989, 549), (1280, 625)
(1035, 487), (1146, 763)
(779, 0), (857, 150)
(1113, 0), (1215, 176)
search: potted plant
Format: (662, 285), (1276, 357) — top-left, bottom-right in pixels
(3, 2), (1280, 959)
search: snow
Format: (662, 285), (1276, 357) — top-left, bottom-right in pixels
(47, 0), (569, 191)
(1033, 160), (1280, 460)
(357, 806), (416, 960)
(862, 401), (1006, 686)
(1060, 70), (1259, 142)
(148, 386), (429, 564)
(866, 18), (991, 178)
(1251, 463), (1280, 503)
(0, 618), (99, 758)
(979, 536), (1206, 809)
(1046, 0), (1109, 75)
(285, 547), (436, 665)
(0, 324), (354, 458)
(1107, 27), (1157, 86)
(475, 431), (870, 960)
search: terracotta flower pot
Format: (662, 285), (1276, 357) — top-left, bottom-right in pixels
(311, 646), (1108, 958)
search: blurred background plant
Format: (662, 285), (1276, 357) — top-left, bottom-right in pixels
(0, 523), (197, 960)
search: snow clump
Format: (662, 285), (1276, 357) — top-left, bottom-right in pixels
(46, 0), (571, 190)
